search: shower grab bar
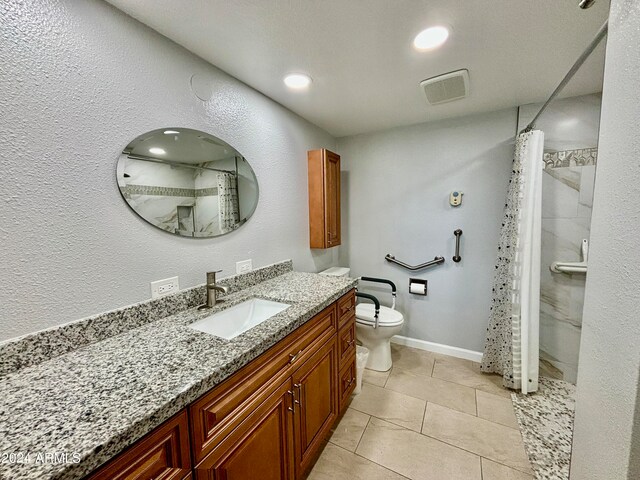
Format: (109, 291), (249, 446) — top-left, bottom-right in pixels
(385, 254), (445, 271)
(355, 292), (381, 329)
(550, 262), (587, 274)
(453, 229), (463, 263)
(550, 239), (588, 274)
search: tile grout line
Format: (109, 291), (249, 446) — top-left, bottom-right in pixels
(350, 402), (532, 477)
(421, 400), (429, 432)
(480, 456), (534, 479)
(348, 405), (424, 434)
(359, 409), (493, 476)
(382, 367), (391, 388)
(429, 372), (512, 399)
(475, 388), (479, 416)
(417, 427), (534, 477)
(353, 413), (372, 453)
(419, 401), (531, 475)
(382, 370), (505, 420)
(329, 438), (412, 479)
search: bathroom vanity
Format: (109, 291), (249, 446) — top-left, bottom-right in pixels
(90, 289), (356, 480)
(0, 264), (357, 480)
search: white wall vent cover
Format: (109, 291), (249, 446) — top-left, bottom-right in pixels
(420, 69), (470, 105)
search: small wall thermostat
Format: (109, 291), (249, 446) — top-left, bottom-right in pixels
(450, 191), (463, 207)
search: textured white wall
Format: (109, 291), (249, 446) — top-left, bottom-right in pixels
(0, 0), (339, 341)
(570, 1), (640, 478)
(337, 109), (516, 352)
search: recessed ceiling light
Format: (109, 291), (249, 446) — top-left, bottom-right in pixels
(284, 73), (312, 89)
(413, 26), (450, 51)
(149, 147), (166, 155)
(163, 130), (180, 135)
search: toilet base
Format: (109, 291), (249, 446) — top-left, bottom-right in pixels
(355, 321), (403, 372)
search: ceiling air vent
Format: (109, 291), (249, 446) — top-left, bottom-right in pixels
(420, 69), (469, 105)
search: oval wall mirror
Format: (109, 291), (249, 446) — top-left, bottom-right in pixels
(116, 128), (258, 238)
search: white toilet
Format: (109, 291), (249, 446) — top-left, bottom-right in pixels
(320, 267), (404, 372)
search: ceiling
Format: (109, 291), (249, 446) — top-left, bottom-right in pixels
(106, 0), (610, 137)
(125, 128), (240, 164)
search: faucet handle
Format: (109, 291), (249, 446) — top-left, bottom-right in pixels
(206, 270), (222, 283)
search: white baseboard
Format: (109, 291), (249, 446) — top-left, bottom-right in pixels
(391, 335), (483, 363)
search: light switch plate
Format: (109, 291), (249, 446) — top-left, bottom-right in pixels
(236, 259), (253, 274)
(150, 276), (179, 299)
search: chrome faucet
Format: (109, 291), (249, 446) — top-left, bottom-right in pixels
(198, 270), (229, 309)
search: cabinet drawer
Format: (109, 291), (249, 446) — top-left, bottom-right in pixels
(338, 355), (357, 413)
(337, 290), (355, 330)
(189, 303), (336, 464)
(337, 319), (356, 369)
(88, 411), (190, 480)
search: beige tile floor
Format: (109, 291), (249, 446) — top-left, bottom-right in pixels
(308, 344), (533, 480)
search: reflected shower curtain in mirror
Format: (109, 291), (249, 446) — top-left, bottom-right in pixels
(217, 172), (240, 234)
(481, 130), (544, 394)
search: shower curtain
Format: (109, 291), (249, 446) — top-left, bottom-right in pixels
(481, 130), (544, 393)
(217, 172), (240, 233)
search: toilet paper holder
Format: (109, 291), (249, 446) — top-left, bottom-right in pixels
(409, 278), (428, 295)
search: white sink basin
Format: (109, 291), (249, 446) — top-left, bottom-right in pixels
(190, 298), (290, 340)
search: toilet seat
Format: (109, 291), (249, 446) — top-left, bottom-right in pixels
(355, 304), (404, 327)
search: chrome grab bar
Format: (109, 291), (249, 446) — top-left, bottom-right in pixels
(453, 229), (463, 263)
(385, 254), (445, 271)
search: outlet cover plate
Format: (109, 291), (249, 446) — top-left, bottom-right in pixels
(236, 259), (253, 274)
(151, 276), (179, 299)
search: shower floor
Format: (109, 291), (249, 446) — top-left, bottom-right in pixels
(512, 377), (576, 480)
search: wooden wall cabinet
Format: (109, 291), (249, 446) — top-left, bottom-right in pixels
(86, 290), (356, 480)
(308, 149), (341, 249)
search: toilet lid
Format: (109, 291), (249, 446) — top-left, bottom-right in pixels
(355, 304), (404, 327)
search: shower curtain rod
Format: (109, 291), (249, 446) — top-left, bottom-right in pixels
(125, 153), (237, 175)
(522, 20), (608, 133)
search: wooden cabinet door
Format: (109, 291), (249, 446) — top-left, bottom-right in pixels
(324, 150), (341, 247)
(308, 148), (341, 248)
(88, 411), (191, 480)
(292, 337), (338, 476)
(194, 380), (295, 480)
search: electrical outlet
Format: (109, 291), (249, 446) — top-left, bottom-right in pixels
(236, 259), (252, 274)
(150, 276), (179, 299)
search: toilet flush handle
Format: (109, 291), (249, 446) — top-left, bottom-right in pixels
(355, 292), (381, 329)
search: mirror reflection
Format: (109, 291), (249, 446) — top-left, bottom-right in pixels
(116, 128), (258, 238)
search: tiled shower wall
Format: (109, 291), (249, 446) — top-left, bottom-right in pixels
(518, 93), (601, 383)
(538, 156), (596, 383)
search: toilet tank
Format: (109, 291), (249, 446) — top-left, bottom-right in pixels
(319, 267), (351, 277)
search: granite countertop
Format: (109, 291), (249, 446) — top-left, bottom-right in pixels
(0, 271), (357, 480)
